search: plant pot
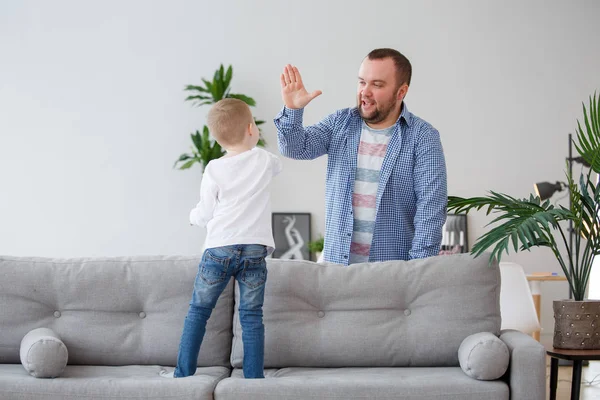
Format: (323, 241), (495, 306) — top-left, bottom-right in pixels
(552, 300), (600, 349)
(314, 252), (322, 262)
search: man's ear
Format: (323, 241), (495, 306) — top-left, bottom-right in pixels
(397, 84), (409, 101)
(247, 122), (254, 135)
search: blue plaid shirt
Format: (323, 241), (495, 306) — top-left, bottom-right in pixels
(274, 103), (447, 265)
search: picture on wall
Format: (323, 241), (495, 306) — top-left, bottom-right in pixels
(271, 213), (311, 260)
(439, 213), (468, 255)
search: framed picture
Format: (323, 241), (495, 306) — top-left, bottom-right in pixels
(440, 213), (468, 255)
(272, 213), (311, 260)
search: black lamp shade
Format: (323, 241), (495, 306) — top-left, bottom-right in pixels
(534, 181), (564, 200)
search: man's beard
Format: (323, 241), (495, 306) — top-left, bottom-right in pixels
(357, 96), (399, 124)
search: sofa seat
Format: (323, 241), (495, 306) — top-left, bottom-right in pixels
(215, 367), (509, 400)
(0, 364), (230, 400)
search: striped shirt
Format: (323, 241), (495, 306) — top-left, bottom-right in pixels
(350, 123), (394, 264)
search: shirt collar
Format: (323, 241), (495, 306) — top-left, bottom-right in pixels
(398, 102), (413, 127)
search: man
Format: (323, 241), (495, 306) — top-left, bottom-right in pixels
(274, 48), (447, 265)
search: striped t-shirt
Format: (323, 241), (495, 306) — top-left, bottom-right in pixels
(349, 122), (394, 264)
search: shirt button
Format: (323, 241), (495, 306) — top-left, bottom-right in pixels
(317, 311), (325, 318)
(347, 233), (351, 237)
(343, 255), (348, 259)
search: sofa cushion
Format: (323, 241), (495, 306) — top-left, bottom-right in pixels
(215, 367), (509, 400)
(20, 328), (68, 378)
(0, 364), (230, 400)
(231, 253), (501, 368)
(458, 332), (509, 380)
(0, 255), (234, 367)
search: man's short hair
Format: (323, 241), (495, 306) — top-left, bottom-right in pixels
(366, 48), (412, 87)
(207, 98), (253, 147)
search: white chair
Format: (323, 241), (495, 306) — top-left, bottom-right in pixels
(499, 262), (541, 335)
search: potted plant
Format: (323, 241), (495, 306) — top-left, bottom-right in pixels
(447, 92), (600, 349)
(308, 236), (324, 261)
(174, 64), (266, 170)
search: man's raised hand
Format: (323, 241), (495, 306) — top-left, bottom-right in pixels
(280, 64), (322, 109)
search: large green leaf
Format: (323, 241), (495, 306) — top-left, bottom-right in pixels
(211, 65), (228, 101)
(184, 95), (211, 101)
(190, 131), (202, 151)
(173, 153), (192, 168)
(183, 84), (209, 93)
(228, 94), (256, 106)
(224, 65), (233, 90)
(179, 159), (197, 170)
(574, 92), (600, 173)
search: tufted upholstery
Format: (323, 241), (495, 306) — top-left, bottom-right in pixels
(0, 255), (233, 367)
(0, 253), (546, 400)
(231, 253), (501, 368)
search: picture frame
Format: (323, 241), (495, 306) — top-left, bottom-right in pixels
(440, 213), (468, 255)
(271, 213), (311, 260)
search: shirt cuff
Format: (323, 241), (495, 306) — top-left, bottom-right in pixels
(274, 106), (304, 125)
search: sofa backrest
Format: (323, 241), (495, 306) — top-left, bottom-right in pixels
(231, 253), (501, 368)
(0, 255), (233, 367)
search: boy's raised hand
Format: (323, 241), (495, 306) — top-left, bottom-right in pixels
(280, 64), (322, 109)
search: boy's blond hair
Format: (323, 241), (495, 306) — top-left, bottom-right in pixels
(207, 98), (254, 147)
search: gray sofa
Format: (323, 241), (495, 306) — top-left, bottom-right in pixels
(0, 253), (546, 400)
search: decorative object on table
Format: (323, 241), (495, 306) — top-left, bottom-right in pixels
(447, 92), (600, 349)
(272, 213), (311, 260)
(439, 213), (468, 255)
(307, 235), (324, 261)
(173, 64), (266, 170)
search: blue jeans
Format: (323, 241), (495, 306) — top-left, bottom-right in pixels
(174, 244), (268, 379)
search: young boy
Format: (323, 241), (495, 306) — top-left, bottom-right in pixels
(165, 98), (282, 379)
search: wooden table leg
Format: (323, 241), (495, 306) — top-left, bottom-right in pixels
(532, 293), (541, 341)
(549, 357), (558, 400)
(528, 280), (542, 341)
(571, 359), (583, 400)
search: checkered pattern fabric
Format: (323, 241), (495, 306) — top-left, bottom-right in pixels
(274, 104), (447, 265)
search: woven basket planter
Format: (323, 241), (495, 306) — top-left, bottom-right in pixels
(553, 300), (600, 349)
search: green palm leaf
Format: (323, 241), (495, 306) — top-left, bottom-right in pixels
(448, 91), (600, 300)
(228, 94), (256, 106)
(574, 92), (600, 173)
(183, 85), (209, 93)
(448, 193), (572, 269)
(180, 160), (196, 169)
(224, 65), (233, 90)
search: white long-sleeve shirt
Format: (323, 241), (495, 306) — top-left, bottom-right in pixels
(189, 147), (282, 251)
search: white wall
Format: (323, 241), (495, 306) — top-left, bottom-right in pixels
(1, 0), (599, 336)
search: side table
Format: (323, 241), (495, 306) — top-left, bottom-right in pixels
(546, 344), (600, 400)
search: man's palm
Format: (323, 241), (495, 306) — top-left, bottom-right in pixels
(280, 64), (322, 109)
